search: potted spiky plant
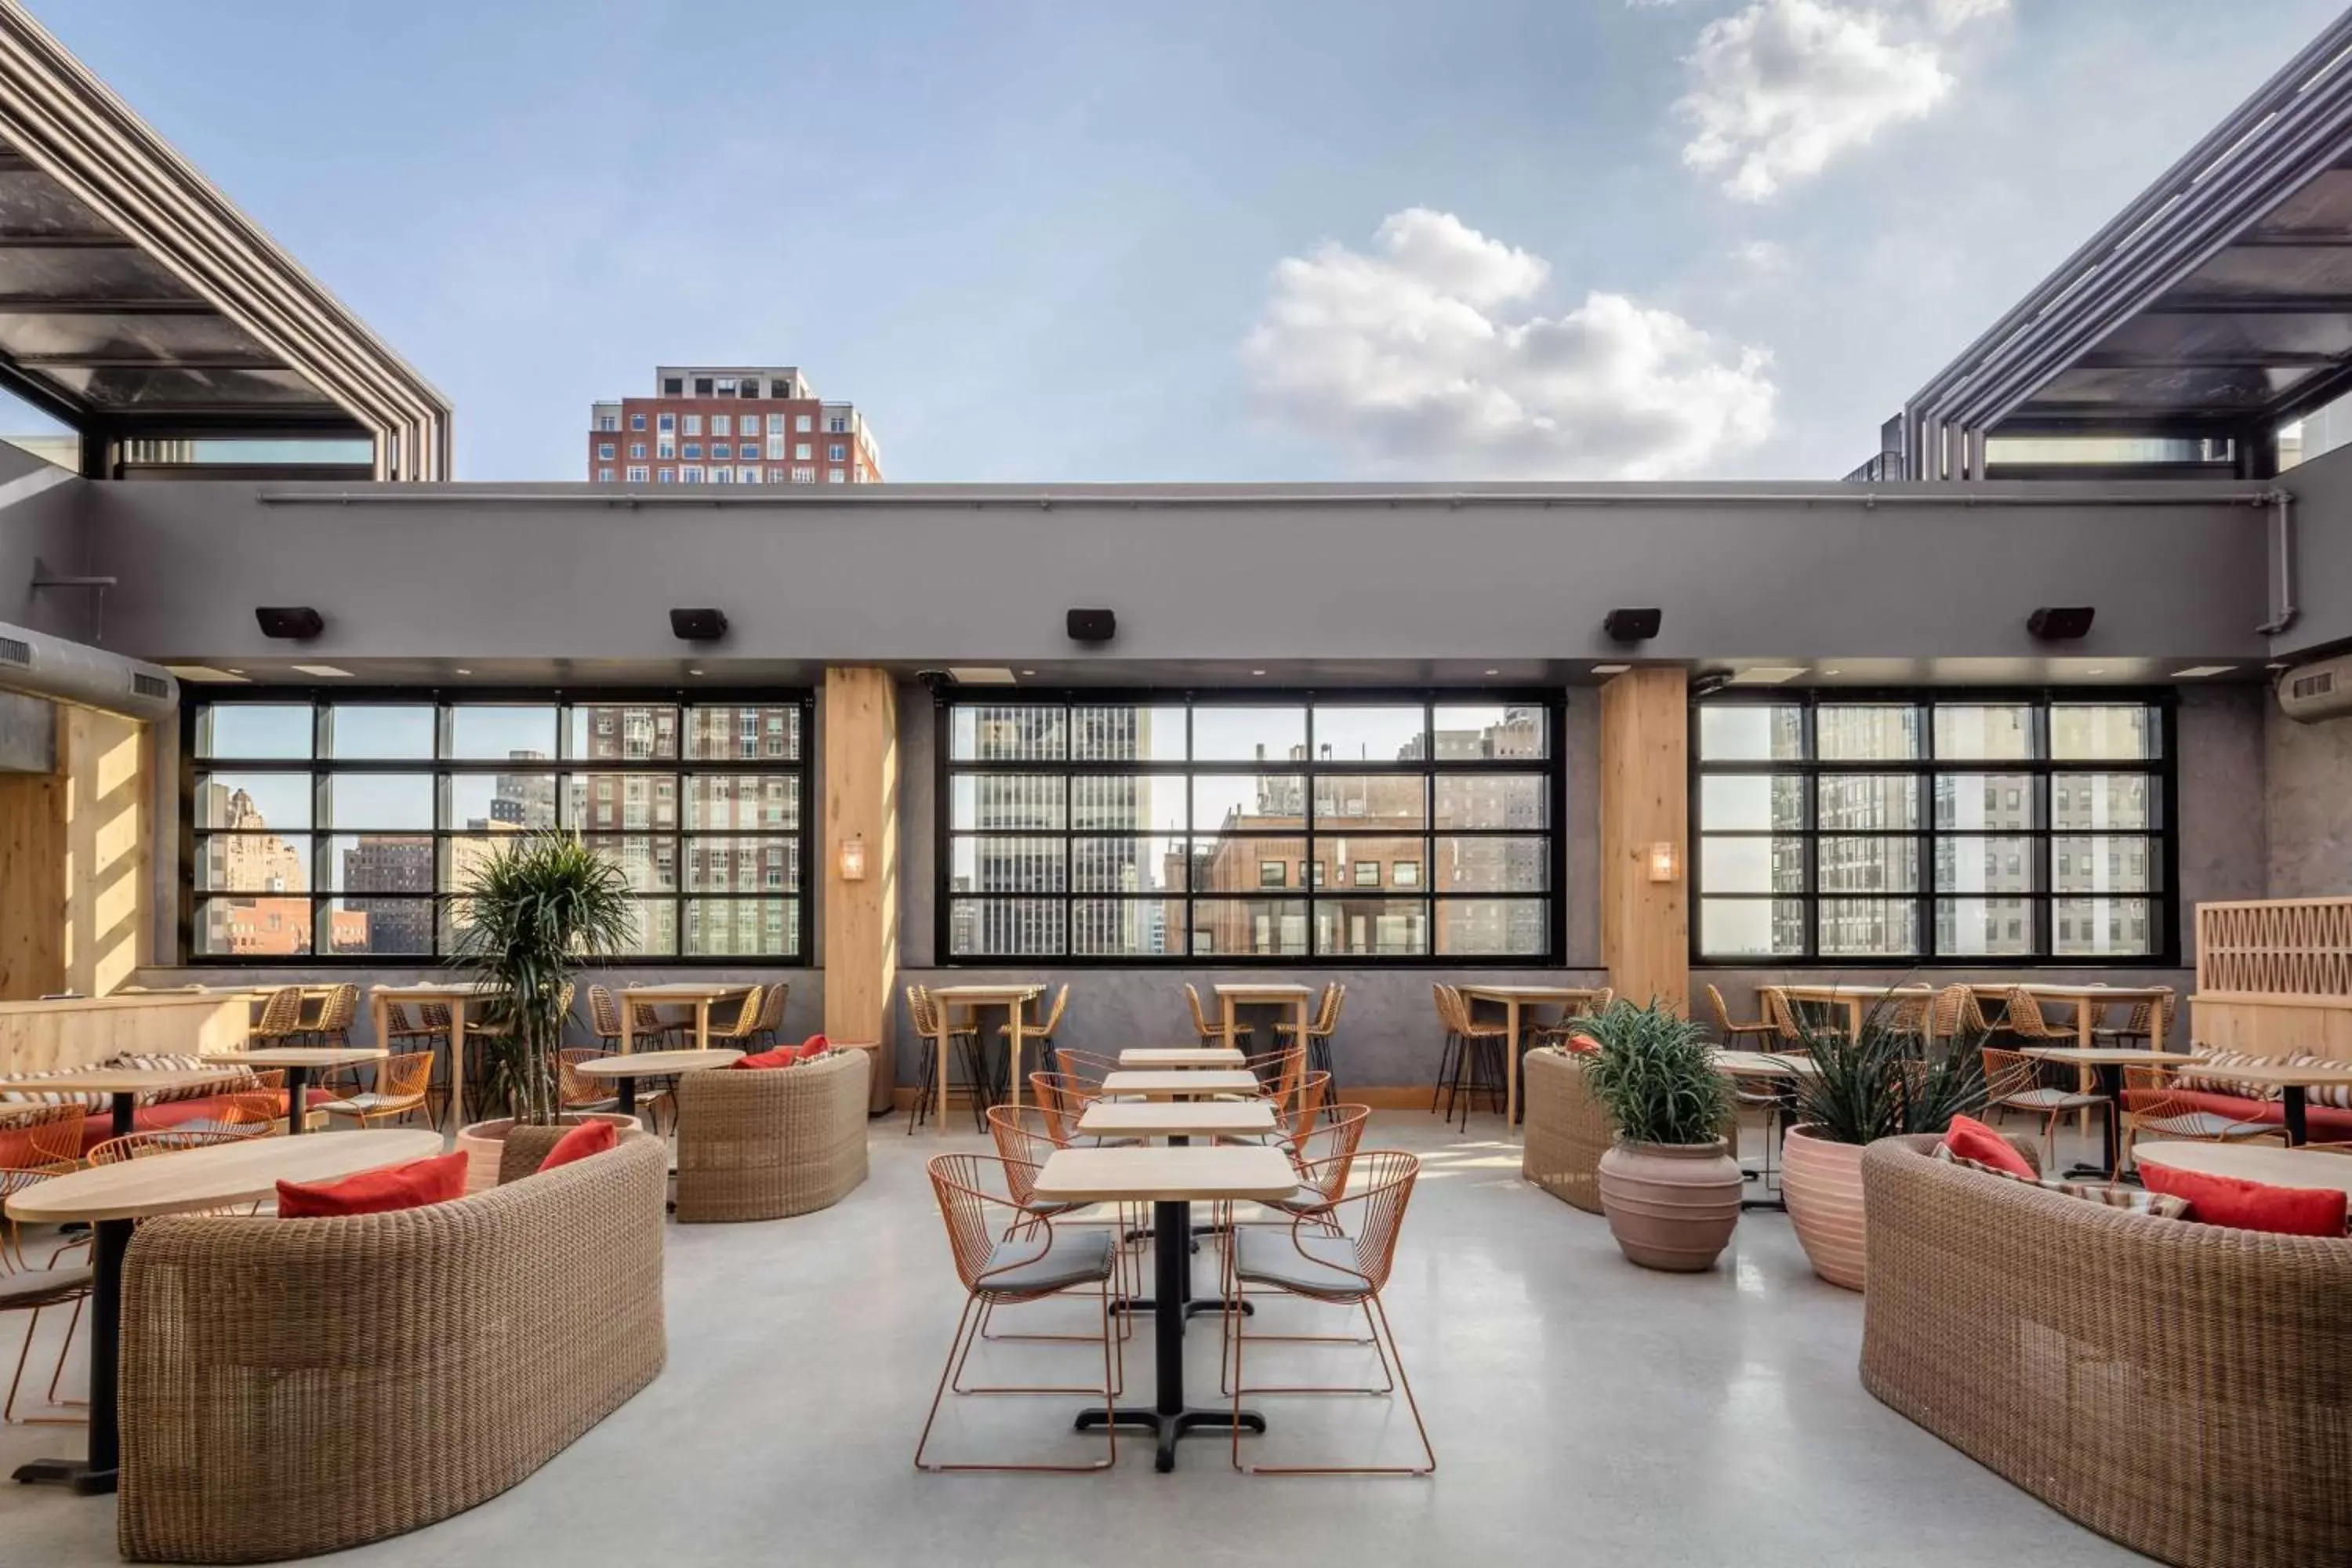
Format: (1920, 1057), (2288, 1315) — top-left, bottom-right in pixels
(450, 833), (640, 1190)
(1778, 991), (1987, 1290)
(1580, 1000), (1743, 1272)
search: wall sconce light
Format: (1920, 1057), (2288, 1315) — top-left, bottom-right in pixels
(1646, 840), (1680, 884)
(837, 834), (868, 882)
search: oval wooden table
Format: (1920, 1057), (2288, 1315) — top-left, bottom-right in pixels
(201, 1047), (388, 1134)
(5, 1127), (443, 1495)
(572, 1047), (744, 1118)
(2194, 1058), (2352, 1146)
(2131, 1139), (2352, 1195)
(0, 1067), (245, 1141)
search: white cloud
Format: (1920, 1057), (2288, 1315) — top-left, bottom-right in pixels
(1732, 238), (1793, 273)
(1677, 0), (2007, 201)
(1242, 209), (1776, 480)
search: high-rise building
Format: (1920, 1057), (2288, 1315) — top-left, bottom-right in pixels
(585, 366), (883, 487)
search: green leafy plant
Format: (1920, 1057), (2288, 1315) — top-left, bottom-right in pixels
(1577, 999), (1733, 1148)
(1782, 989), (1989, 1146)
(452, 833), (636, 1126)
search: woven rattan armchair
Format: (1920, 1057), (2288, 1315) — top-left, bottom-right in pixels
(1519, 1047), (1611, 1214)
(672, 1050), (870, 1222)
(1859, 1134), (2351, 1567)
(118, 1134), (668, 1563)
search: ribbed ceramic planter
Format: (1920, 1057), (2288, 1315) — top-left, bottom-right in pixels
(1780, 1125), (1868, 1290)
(1595, 1138), (1742, 1272)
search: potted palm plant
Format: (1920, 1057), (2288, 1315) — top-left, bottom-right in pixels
(450, 833), (641, 1191)
(1777, 994), (1987, 1290)
(1580, 1000), (1743, 1272)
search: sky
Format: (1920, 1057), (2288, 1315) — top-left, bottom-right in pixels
(30, 0), (2352, 482)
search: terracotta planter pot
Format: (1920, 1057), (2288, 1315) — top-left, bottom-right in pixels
(1780, 1124), (1868, 1290)
(456, 1112), (638, 1193)
(1595, 1138), (1742, 1272)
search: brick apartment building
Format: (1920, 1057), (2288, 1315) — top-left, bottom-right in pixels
(586, 365), (883, 486)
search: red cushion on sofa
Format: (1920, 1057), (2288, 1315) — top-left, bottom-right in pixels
(1560, 1033), (1601, 1055)
(2140, 1164), (2349, 1236)
(1940, 1114), (2036, 1178)
(733, 1047), (798, 1069)
(276, 1150), (467, 1218)
(793, 1033), (832, 1061)
(537, 1119), (616, 1172)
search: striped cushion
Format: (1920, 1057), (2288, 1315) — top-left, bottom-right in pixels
(2176, 1050), (2285, 1101)
(1932, 1142), (2190, 1218)
(105, 1052), (261, 1103)
(2286, 1054), (2352, 1109)
(0, 1062), (110, 1113)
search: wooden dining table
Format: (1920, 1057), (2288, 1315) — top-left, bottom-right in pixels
(572, 1047), (743, 1119)
(1776, 982), (1935, 1040)
(616, 982), (760, 1053)
(2196, 1058), (2352, 1147)
(925, 984), (1044, 1122)
(1098, 1070), (1261, 1102)
(1118, 1047), (1246, 1069)
(1211, 982), (1315, 1058)
(0, 1066), (242, 1141)
(368, 982), (483, 1123)
(1457, 985), (1610, 1128)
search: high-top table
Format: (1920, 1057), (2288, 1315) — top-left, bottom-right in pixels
(1969, 983), (2174, 1049)
(1776, 982), (1936, 1040)
(200, 1046), (386, 1134)
(2195, 1058), (2352, 1147)
(1032, 1145), (1300, 1472)
(616, 982), (760, 1052)
(1459, 985), (1612, 1126)
(1119, 1047), (1246, 1069)
(572, 1047), (743, 1119)
(2132, 1138), (2352, 1195)
(925, 984), (1044, 1119)
(2021, 1045), (2180, 1178)
(368, 982), (482, 1123)
(1210, 982), (1314, 1058)
(0, 1066), (241, 1140)
(5, 1127), (442, 1494)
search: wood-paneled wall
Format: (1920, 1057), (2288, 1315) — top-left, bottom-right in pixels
(1599, 668), (1688, 1014)
(821, 669), (898, 1083)
(2190, 896), (2352, 1063)
(0, 764), (65, 998)
(0, 703), (150, 1001)
(0, 992), (245, 1074)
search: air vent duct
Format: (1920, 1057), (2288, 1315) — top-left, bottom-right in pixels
(0, 619), (178, 720)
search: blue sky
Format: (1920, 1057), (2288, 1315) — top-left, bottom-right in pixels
(31, 0), (2350, 481)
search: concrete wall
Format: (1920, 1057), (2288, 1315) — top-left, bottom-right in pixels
(0, 444), (90, 641)
(2265, 700), (2352, 896)
(2275, 441), (2352, 660)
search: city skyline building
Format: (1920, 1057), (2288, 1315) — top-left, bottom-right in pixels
(585, 365), (882, 487)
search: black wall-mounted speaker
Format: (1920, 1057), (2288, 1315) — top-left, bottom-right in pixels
(255, 606), (324, 641)
(2027, 606), (2095, 641)
(1602, 607), (1662, 643)
(669, 608), (729, 642)
(1067, 608), (1116, 644)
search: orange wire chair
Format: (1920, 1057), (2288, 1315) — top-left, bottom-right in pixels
(318, 1051), (434, 1129)
(983, 1105), (1138, 1348)
(2, 1207), (89, 1426)
(1980, 1047), (2103, 1169)
(2119, 1063), (2278, 1173)
(915, 1153), (1123, 1473)
(1028, 1072), (1118, 1145)
(0, 1105), (83, 1271)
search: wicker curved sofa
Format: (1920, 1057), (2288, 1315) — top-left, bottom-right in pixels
(672, 1049), (869, 1222)
(117, 1134), (669, 1563)
(1520, 1048), (1611, 1214)
(1860, 1134), (2352, 1567)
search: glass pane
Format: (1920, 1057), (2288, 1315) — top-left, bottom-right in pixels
(1193, 836), (1305, 893)
(1936, 898), (2033, 956)
(2049, 774), (2153, 829)
(1190, 706), (1305, 764)
(1815, 775), (1918, 830)
(1071, 899), (1181, 956)
(565, 773), (677, 830)
(684, 898), (797, 956)
(950, 705), (1065, 762)
(619, 898), (678, 956)
(321, 897), (432, 955)
(947, 898), (1065, 956)
(1312, 775), (1427, 827)
(1432, 705), (1547, 759)
(1317, 833), (1429, 893)
(684, 774), (799, 830)
(684, 703), (800, 760)
(1817, 837), (1918, 893)
(194, 833), (310, 892)
(1194, 774), (1301, 830)
(1315, 898), (1429, 956)
(1432, 835), (1544, 892)
(318, 773), (432, 830)
(1699, 898), (1804, 957)
(565, 703), (678, 760)
(1070, 704), (1185, 761)
(1436, 898), (1548, 956)
(323, 835), (432, 893)
(1070, 836), (1186, 893)
(2053, 897), (2154, 956)
(1700, 836), (1803, 894)
(949, 836), (1067, 894)
(442, 835), (525, 895)
(1933, 836), (2037, 893)
(685, 836), (799, 893)
(450, 773), (557, 830)
(1697, 705), (1801, 760)
(2050, 704), (2156, 760)
(949, 775), (1065, 830)
(445, 706), (557, 760)
(322, 705), (433, 759)
(1818, 898), (1918, 956)
(582, 835), (680, 894)
(1933, 704), (2034, 760)
(1433, 775), (1547, 830)
(195, 704), (310, 759)
(1700, 775), (1802, 832)
(195, 772), (310, 830)
(1072, 775), (1185, 832)
(2053, 834), (2154, 894)
(1816, 706), (1920, 760)
(1931, 774), (2038, 830)
(194, 896), (311, 956)
(1312, 706), (1425, 764)
(1189, 898), (1307, 956)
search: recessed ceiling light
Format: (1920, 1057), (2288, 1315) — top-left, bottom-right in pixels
(454, 668), (473, 676)
(1483, 668), (1500, 676)
(1725, 666), (1807, 685)
(1250, 669), (1267, 677)
(1822, 668), (1842, 676)
(225, 668), (245, 676)
(1592, 663), (1632, 675)
(163, 665), (248, 683)
(2171, 665), (2235, 678)
(1019, 669), (1036, 677)
(2085, 668), (2105, 676)
(291, 663), (352, 679)
(946, 666), (1018, 684)
(688, 668), (704, 677)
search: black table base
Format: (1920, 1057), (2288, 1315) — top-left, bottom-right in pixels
(2060, 1062), (2128, 1181)
(13, 1217), (129, 1496)
(283, 1065), (312, 1135)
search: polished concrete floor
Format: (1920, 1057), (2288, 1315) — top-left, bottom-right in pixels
(0, 1111), (2149, 1566)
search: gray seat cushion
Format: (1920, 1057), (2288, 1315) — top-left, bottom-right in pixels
(2000, 1087), (2102, 1112)
(980, 1229), (1115, 1294)
(0, 1264), (92, 1308)
(1233, 1228), (1370, 1297)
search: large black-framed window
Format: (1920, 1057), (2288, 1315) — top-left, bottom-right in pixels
(183, 689), (812, 962)
(1691, 690), (2176, 966)
(937, 691), (1563, 964)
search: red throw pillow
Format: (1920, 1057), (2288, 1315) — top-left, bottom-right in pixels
(733, 1047), (797, 1069)
(1563, 1033), (1602, 1055)
(1939, 1114), (2036, 1179)
(538, 1119), (617, 1172)
(277, 1150), (467, 1218)
(794, 1033), (832, 1062)
(2140, 1164), (2349, 1236)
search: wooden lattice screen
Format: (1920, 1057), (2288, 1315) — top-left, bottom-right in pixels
(2196, 898), (2352, 996)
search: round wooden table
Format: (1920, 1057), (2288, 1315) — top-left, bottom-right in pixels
(2130, 1140), (2352, 1195)
(0, 1067), (245, 1140)
(5, 1127), (442, 1495)
(2194, 1058), (2352, 1146)
(201, 1047), (388, 1134)
(572, 1048), (743, 1116)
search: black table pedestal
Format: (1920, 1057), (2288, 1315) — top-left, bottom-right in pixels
(2283, 1085), (2310, 1147)
(12, 1217), (129, 1495)
(2062, 1062), (2129, 1182)
(283, 1065), (311, 1135)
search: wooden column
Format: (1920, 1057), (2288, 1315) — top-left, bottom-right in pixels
(821, 670), (898, 1080)
(0, 764), (65, 1000)
(0, 705), (149, 1000)
(1599, 668), (1689, 1014)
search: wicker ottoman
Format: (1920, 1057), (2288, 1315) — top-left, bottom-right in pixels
(672, 1050), (870, 1222)
(1521, 1047), (1611, 1214)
